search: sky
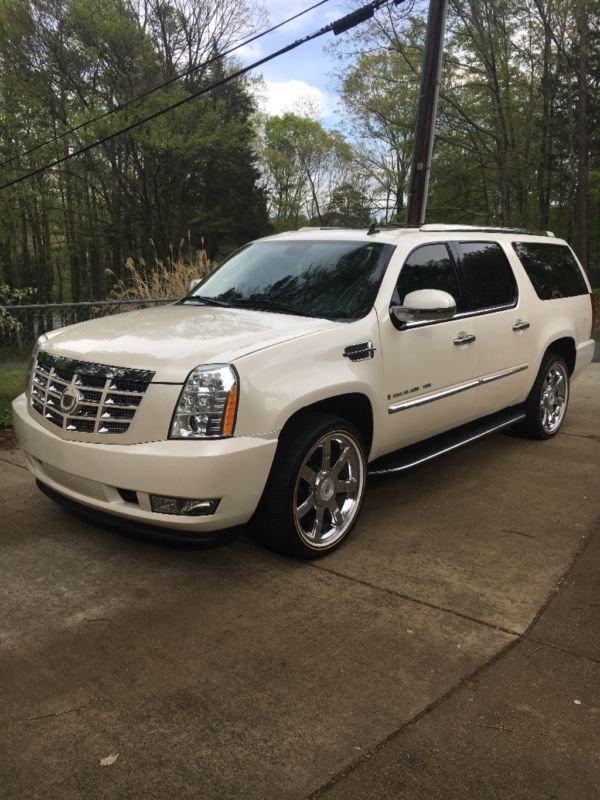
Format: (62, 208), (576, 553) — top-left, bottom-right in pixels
(240, 0), (351, 123)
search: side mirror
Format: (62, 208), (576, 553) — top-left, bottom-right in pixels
(188, 278), (202, 293)
(390, 289), (457, 324)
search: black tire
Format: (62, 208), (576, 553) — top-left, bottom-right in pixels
(518, 353), (570, 440)
(247, 411), (367, 558)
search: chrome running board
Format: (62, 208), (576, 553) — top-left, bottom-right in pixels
(369, 408), (526, 476)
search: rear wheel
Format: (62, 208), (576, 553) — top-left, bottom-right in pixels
(248, 412), (367, 558)
(519, 354), (570, 439)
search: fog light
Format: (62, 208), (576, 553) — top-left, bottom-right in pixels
(150, 495), (220, 516)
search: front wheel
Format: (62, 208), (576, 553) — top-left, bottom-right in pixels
(248, 412), (367, 558)
(519, 354), (570, 439)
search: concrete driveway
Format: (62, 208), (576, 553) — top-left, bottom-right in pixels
(1, 366), (599, 799)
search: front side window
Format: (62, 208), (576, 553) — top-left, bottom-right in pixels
(185, 240), (395, 321)
(512, 242), (588, 300)
(456, 242), (518, 311)
(394, 243), (461, 306)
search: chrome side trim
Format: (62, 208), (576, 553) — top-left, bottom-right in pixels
(453, 303), (517, 320)
(404, 302), (518, 330)
(370, 413), (526, 475)
(388, 380), (479, 414)
(479, 363), (529, 385)
(388, 363), (528, 414)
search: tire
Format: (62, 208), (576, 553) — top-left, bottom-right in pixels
(247, 411), (368, 558)
(518, 353), (570, 440)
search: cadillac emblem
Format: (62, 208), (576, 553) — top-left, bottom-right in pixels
(60, 390), (80, 414)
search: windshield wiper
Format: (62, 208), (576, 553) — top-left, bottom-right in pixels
(180, 295), (231, 307)
(228, 298), (314, 316)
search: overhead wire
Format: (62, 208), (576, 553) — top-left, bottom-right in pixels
(0, 0), (334, 169)
(0, 0), (405, 192)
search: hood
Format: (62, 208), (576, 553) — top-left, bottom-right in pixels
(43, 303), (337, 382)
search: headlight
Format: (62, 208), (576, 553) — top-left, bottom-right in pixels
(26, 334), (48, 399)
(170, 364), (239, 439)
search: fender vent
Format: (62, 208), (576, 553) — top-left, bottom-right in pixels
(343, 341), (376, 362)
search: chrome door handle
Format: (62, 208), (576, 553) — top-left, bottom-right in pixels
(512, 319), (530, 332)
(453, 332), (476, 346)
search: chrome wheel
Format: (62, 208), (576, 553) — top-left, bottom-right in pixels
(540, 362), (569, 434)
(293, 430), (365, 550)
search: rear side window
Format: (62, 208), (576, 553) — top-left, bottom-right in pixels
(512, 242), (588, 300)
(456, 242), (517, 311)
(395, 243), (461, 306)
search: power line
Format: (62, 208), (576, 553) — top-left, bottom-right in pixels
(0, 0), (404, 192)
(0, 0), (334, 170)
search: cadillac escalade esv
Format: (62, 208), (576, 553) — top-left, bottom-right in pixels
(13, 224), (596, 557)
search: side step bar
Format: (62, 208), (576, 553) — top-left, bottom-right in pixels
(368, 407), (526, 476)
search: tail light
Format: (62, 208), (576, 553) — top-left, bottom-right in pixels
(591, 292), (597, 339)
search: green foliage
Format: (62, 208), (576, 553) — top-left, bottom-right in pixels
(0, 367), (25, 426)
(333, 0), (599, 265)
(0, 0), (269, 298)
(263, 112), (358, 231)
(0, 285), (36, 336)
(325, 183), (372, 227)
(338, 21), (422, 222)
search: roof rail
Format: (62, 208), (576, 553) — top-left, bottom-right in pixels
(297, 226), (371, 232)
(420, 224), (555, 237)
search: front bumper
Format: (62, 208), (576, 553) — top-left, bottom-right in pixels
(12, 394), (278, 533)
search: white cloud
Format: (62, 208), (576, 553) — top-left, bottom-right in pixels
(253, 79), (334, 118)
(237, 41), (266, 60)
(262, 0), (323, 32)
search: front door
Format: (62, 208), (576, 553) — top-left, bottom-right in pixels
(379, 242), (480, 453)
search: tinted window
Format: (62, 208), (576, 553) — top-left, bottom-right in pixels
(512, 242), (588, 300)
(395, 244), (460, 305)
(457, 242), (517, 311)
(189, 240), (394, 320)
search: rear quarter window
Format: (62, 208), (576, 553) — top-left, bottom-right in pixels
(512, 242), (588, 300)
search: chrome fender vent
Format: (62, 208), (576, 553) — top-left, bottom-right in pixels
(343, 341), (376, 362)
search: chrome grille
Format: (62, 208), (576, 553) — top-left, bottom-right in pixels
(30, 352), (155, 435)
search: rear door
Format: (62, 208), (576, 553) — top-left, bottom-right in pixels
(450, 240), (535, 418)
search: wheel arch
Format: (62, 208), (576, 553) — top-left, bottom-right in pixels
(544, 337), (576, 375)
(280, 393), (374, 458)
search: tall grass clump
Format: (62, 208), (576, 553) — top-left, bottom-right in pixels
(106, 235), (213, 304)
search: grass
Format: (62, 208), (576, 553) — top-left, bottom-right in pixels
(0, 367), (26, 427)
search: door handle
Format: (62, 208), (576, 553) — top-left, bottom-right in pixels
(512, 319), (530, 332)
(453, 332), (476, 346)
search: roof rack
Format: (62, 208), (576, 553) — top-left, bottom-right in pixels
(420, 224), (555, 237)
(295, 224), (556, 237)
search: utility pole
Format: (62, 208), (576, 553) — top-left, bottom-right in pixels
(405, 0), (449, 226)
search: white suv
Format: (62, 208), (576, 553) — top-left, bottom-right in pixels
(13, 225), (596, 557)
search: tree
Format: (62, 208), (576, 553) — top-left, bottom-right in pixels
(262, 112), (356, 231)
(332, 0), (599, 268)
(324, 183), (372, 227)
(0, 0), (269, 301)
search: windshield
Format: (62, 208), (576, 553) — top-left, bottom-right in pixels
(184, 240), (395, 320)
